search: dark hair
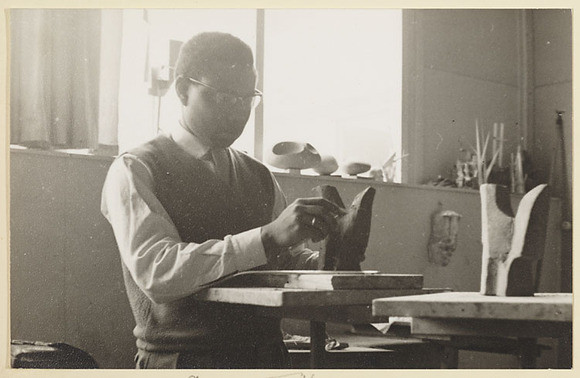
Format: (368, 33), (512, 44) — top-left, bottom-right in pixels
(174, 32), (255, 81)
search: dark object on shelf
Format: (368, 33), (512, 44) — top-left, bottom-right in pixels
(11, 340), (98, 369)
(313, 185), (376, 271)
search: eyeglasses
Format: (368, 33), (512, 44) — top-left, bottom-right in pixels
(182, 76), (262, 108)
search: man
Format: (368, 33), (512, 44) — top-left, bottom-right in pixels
(101, 32), (343, 369)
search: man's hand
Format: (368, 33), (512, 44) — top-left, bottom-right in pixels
(261, 197), (346, 251)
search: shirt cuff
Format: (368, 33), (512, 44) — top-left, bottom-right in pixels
(230, 228), (268, 271)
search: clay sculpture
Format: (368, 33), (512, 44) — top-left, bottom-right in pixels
(266, 141), (321, 172)
(427, 205), (462, 267)
(479, 183), (549, 296)
(313, 154), (339, 175)
(343, 161), (371, 176)
(313, 185), (376, 271)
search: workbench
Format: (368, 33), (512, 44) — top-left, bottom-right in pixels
(372, 292), (572, 368)
(194, 286), (439, 368)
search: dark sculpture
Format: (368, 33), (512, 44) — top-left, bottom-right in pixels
(313, 185), (376, 271)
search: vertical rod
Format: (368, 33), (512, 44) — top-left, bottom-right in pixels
(254, 9), (265, 161)
(557, 326), (572, 368)
(517, 9), (534, 151)
(440, 345), (459, 369)
(309, 321), (326, 368)
(556, 111), (572, 293)
(517, 337), (538, 369)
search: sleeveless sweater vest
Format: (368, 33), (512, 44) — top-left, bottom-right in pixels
(122, 134), (279, 352)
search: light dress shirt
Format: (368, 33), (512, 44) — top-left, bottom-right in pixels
(101, 123), (318, 304)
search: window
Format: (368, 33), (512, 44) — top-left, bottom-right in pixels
(8, 9), (401, 177)
(118, 9), (402, 179)
(263, 9), (402, 175)
(117, 9), (257, 152)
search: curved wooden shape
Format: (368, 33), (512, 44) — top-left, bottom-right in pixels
(266, 141), (321, 170)
(313, 154), (339, 175)
(479, 184), (549, 296)
(313, 185), (376, 271)
(343, 161), (371, 176)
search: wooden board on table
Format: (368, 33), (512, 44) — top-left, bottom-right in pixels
(372, 292), (572, 322)
(203, 270), (423, 290)
(195, 287), (440, 308)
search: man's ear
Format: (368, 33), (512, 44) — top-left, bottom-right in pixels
(175, 77), (189, 106)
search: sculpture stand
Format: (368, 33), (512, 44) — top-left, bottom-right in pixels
(313, 185), (376, 271)
(288, 168), (302, 175)
(479, 184), (549, 296)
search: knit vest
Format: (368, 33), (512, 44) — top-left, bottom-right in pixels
(121, 134), (280, 352)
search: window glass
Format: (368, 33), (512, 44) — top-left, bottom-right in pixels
(118, 9), (257, 153)
(263, 9), (402, 178)
(117, 8), (402, 181)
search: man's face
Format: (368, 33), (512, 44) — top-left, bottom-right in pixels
(181, 64), (257, 149)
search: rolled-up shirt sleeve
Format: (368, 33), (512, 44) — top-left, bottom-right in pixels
(101, 155), (268, 304)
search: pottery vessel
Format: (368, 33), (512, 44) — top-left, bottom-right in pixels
(343, 161), (371, 176)
(313, 155), (339, 175)
(266, 141), (321, 170)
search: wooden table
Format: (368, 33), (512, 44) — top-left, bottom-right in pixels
(372, 292), (572, 368)
(194, 287), (438, 368)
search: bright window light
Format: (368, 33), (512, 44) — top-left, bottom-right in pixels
(263, 9), (402, 177)
(117, 9), (257, 152)
(117, 9), (402, 180)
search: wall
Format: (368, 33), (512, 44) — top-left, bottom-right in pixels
(530, 9), (573, 292)
(10, 150), (562, 368)
(10, 151), (135, 369)
(404, 10), (523, 185)
(531, 9), (573, 185)
(403, 9), (573, 209)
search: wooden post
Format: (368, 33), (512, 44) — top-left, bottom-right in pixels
(517, 338), (538, 368)
(310, 321), (327, 368)
(440, 346), (459, 369)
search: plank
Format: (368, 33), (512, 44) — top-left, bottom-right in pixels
(255, 289), (446, 322)
(202, 270), (423, 290)
(410, 318), (572, 338)
(372, 292), (572, 322)
(195, 288), (436, 308)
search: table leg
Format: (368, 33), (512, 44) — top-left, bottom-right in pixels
(310, 321), (326, 368)
(517, 337), (537, 368)
(557, 330), (572, 368)
(440, 345), (459, 369)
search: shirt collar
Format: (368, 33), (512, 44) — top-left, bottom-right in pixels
(169, 121), (211, 159)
